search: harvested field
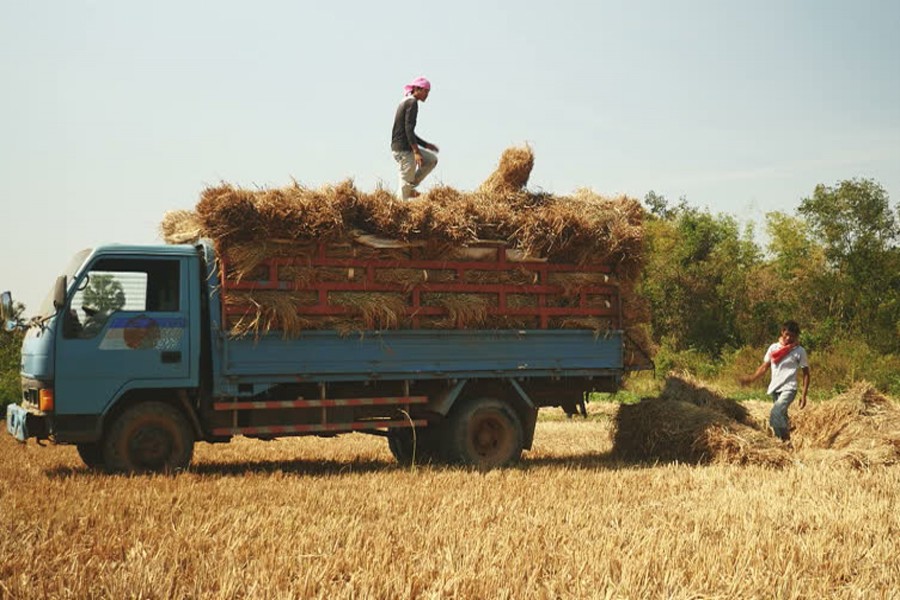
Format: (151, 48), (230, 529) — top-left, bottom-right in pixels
(2, 385), (899, 599)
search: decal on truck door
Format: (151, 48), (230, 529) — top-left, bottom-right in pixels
(99, 316), (185, 351)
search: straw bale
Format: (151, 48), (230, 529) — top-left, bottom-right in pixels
(547, 271), (611, 294)
(518, 192), (644, 270)
(462, 268), (537, 286)
(160, 210), (203, 245)
(196, 184), (265, 246)
(223, 245), (274, 281)
(167, 146), (652, 338)
(506, 294), (538, 309)
(612, 374), (790, 466)
(224, 291), (318, 338)
(479, 145), (534, 194)
(328, 240), (412, 262)
(177, 148), (646, 280)
(279, 265), (360, 285)
(613, 398), (731, 463)
(623, 326), (656, 369)
(585, 294), (614, 309)
(252, 184), (344, 242)
(792, 382), (900, 467)
(701, 426), (793, 468)
(329, 292), (408, 331)
(375, 268), (456, 291)
(421, 293), (494, 328)
(545, 295), (580, 308)
(659, 374), (754, 426)
(612, 397), (790, 467)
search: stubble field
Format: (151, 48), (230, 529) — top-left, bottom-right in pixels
(2, 400), (899, 600)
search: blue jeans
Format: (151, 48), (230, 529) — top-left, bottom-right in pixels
(769, 388), (797, 441)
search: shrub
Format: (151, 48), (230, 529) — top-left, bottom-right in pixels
(0, 330), (24, 414)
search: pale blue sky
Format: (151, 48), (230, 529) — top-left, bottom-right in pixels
(2, 0), (898, 312)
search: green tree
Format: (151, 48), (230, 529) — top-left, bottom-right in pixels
(798, 179), (900, 353)
(749, 212), (833, 347)
(1, 302), (26, 412)
(640, 196), (761, 356)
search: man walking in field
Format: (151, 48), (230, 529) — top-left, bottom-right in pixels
(391, 76), (439, 200)
(740, 320), (811, 442)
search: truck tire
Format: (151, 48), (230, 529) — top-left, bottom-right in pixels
(102, 402), (194, 473)
(445, 397), (523, 468)
(76, 442), (104, 469)
(388, 427), (443, 466)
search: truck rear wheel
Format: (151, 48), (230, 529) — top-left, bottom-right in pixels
(102, 402), (194, 473)
(388, 426), (443, 466)
(446, 397), (523, 468)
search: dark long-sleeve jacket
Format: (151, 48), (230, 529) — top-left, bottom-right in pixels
(391, 96), (430, 152)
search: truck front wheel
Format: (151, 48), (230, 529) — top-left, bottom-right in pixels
(102, 402), (194, 473)
(76, 442), (104, 469)
(446, 397), (523, 468)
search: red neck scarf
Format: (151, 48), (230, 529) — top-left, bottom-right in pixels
(771, 343), (797, 364)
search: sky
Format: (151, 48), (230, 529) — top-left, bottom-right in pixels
(2, 0), (898, 313)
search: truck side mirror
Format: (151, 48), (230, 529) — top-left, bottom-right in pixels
(53, 276), (68, 311)
(1, 291), (16, 332)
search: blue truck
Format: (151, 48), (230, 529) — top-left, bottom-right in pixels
(3, 239), (650, 471)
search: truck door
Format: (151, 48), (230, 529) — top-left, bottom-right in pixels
(55, 256), (192, 418)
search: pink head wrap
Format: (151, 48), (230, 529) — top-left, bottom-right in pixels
(403, 76), (431, 96)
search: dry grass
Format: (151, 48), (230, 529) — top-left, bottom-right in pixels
(2, 389), (900, 599)
(159, 210), (203, 245)
(478, 145), (535, 194)
(613, 376), (900, 470)
(174, 147), (645, 273)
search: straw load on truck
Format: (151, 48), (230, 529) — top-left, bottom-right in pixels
(161, 146), (653, 367)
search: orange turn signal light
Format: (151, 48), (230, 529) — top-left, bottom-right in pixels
(39, 389), (55, 412)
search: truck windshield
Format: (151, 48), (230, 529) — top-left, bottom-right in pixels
(36, 248), (92, 318)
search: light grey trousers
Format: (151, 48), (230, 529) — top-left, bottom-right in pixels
(392, 149), (438, 200)
(769, 388), (798, 440)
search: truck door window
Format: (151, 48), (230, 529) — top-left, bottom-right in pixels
(63, 259), (181, 339)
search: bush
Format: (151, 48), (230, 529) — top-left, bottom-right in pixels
(652, 338), (721, 380)
(0, 330), (24, 414)
(717, 336), (899, 397)
(810, 337), (900, 396)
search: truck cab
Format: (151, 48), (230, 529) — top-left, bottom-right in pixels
(6, 244), (203, 469)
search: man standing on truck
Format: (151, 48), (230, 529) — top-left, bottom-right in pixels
(739, 320), (810, 442)
(391, 76), (439, 200)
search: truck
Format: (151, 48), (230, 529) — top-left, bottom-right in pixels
(3, 237), (651, 472)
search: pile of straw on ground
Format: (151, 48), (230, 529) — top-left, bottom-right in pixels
(613, 376), (900, 468)
(613, 375), (791, 467)
(792, 382), (900, 468)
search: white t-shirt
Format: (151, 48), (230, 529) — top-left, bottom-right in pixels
(764, 343), (809, 394)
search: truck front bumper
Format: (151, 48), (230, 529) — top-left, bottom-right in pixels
(6, 404), (49, 442)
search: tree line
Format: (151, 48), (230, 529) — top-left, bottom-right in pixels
(639, 177), (898, 393)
